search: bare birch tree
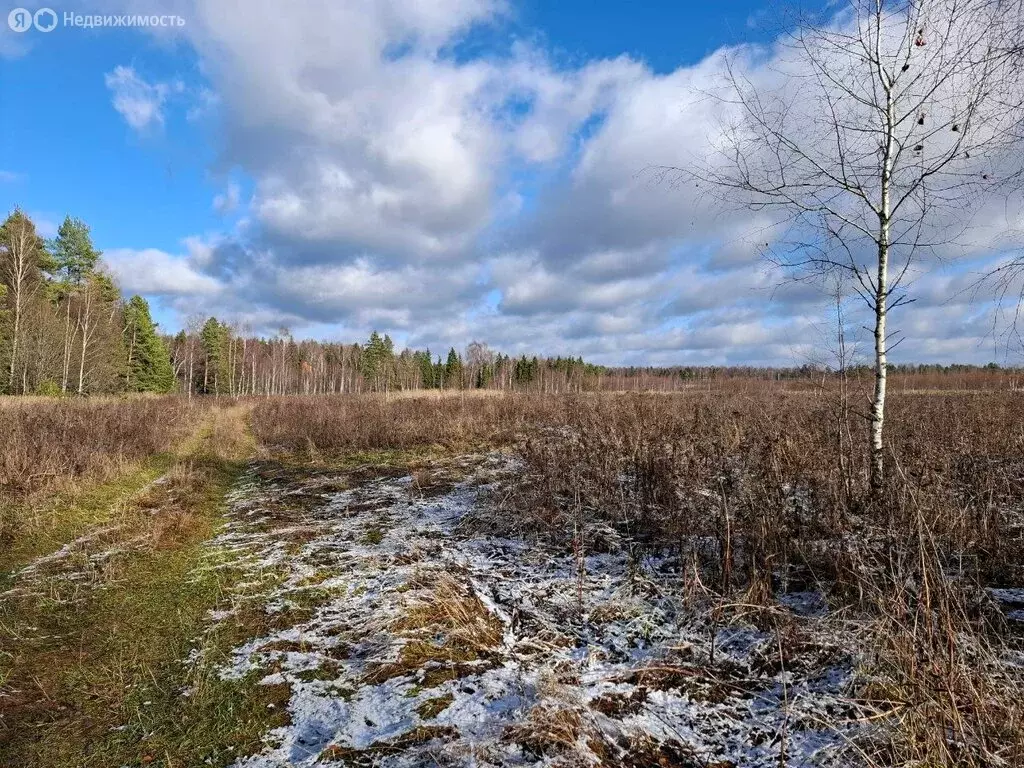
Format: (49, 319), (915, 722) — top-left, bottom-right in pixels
(0, 210), (49, 394)
(75, 271), (120, 395)
(671, 0), (1024, 491)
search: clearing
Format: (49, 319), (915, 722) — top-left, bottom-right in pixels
(5, 392), (1022, 767)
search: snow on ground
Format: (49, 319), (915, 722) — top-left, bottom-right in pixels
(991, 588), (1024, 624)
(194, 453), (870, 767)
(1, 524), (128, 601)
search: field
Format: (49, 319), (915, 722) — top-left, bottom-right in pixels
(1, 386), (1022, 767)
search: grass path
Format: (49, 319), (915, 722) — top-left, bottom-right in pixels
(0, 404), (280, 767)
(0, 456), (175, 579)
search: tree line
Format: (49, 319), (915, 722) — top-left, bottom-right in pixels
(2, 207), (1019, 398)
(167, 325), (608, 396)
(0, 209), (609, 397)
(0, 209), (173, 395)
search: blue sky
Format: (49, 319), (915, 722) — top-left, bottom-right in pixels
(2, 22), (218, 249)
(518, 0), (789, 70)
(2, 1), (781, 249)
(0, 1), (1019, 365)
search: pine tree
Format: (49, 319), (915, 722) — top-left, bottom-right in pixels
(418, 348), (435, 388)
(361, 331), (395, 392)
(49, 216), (101, 393)
(123, 295), (174, 393)
(433, 356), (445, 389)
(50, 217), (100, 285)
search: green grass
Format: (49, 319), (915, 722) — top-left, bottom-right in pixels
(416, 693), (455, 719)
(0, 455), (174, 578)
(1, 412), (477, 767)
(0, 406), (296, 768)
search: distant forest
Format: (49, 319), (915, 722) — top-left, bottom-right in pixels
(1, 208), (1018, 397)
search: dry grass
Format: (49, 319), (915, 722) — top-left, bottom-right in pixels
(392, 572), (504, 651)
(503, 673), (629, 762)
(0, 396), (201, 501)
(201, 402), (258, 461)
(851, 524), (1024, 767)
(504, 392), (1024, 766)
(249, 388), (1024, 765)
(415, 693), (454, 720)
(507, 701), (586, 757)
(250, 392), (562, 455)
(366, 572), (504, 686)
(2, 388), (1020, 765)
(0, 396), (203, 549)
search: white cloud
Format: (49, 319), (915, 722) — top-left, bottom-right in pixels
(24, 212), (59, 239)
(103, 0), (1024, 365)
(212, 181), (241, 215)
(104, 66), (182, 131)
(186, 86), (220, 122)
(105, 246), (223, 296)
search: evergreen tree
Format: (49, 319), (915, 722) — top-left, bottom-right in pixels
(433, 355), (445, 389)
(200, 317), (228, 394)
(417, 348), (435, 388)
(444, 347), (463, 389)
(48, 216), (101, 393)
(361, 330), (395, 391)
(50, 217), (100, 285)
(123, 295), (174, 392)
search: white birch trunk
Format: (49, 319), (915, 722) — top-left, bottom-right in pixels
(870, 78), (894, 494)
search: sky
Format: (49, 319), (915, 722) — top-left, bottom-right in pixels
(1, 0), (1021, 366)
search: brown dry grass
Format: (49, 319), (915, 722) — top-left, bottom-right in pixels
(250, 392), (563, 455)
(0, 397), (203, 544)
(248, 388), (1024, 765)
(365, 572), (504, 686)
(507, 702), (586, 756)
(392, 572), (504, 651)
(5, 389), (1017, 765)
(0, 397), (225, 576)
(495, 391), (1024, 765)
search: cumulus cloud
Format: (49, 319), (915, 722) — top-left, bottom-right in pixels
(105, 245), (223, 296)
(103, 0), (1024, 365)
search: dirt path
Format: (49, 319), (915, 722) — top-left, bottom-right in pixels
(198, 452), (864, 767)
